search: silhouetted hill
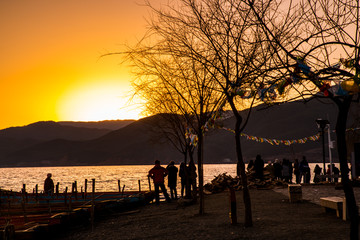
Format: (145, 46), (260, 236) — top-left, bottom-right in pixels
(0, 120), (134, 161)
(1, 116), (181, 167)
(0, 121), (111, 141)
(58, 120), (135, 130)
(0, 98), (358, 167)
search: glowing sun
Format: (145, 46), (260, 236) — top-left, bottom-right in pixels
(57, 81), (142, 121)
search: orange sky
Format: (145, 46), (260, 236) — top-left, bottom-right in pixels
(0, 0), (166, 130)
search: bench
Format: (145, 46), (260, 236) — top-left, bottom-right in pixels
(320, 197), (347, 220)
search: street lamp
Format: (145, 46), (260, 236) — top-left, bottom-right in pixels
(316, 118), (330, 175)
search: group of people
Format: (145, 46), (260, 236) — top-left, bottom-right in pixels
(44, 156), (341, 205)
(248, 155), (340, 184)
(313, 163), (340, 183)
(148, 159), (197, 204)
(44, 159), (197, 205)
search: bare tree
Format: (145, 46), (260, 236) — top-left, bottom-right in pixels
(125, 21), (225, 213)
(248, 0), (360, 238)
(124, 0), (285, 227)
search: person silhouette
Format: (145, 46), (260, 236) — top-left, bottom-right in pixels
(179, 162), (187, 197)
(148, 160), (171, 204)
(166, 161), (178, 200)
(187, 159), (197, 199)
(44, 173), (54, 195)
(254, 154), (264, 180)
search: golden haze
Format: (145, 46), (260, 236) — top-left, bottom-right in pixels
(0, 1), (170, 130)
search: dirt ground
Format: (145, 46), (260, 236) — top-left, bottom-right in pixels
(55, 184), (359, 240)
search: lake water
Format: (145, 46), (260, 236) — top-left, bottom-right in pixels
(0, 163), (336, 193)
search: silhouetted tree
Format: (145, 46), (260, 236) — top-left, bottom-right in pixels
(125, 26), (225, 213)
(126, 0), (284, 227)
(248, 0), (359, 237)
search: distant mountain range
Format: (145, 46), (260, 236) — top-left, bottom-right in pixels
(0, 99), (358, 167)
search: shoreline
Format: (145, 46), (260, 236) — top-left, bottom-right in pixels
(58, 184), (358, 240)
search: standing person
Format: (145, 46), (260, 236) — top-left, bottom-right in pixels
(44, 173), (54, 195)
(281, 159), (291, 183)
(187, 159), (197, 199)
(293, 159), (300, 184)
(313, 164), (322, 183)
(326, 164), (332, 182)
(148, 160), (171, 204)
(179, 162), (187, 198)
(332, 164), (340, 183)
(166, 161), (178, 200)
(288, 160), (293, 183)
(254, 154), (264, 180)
(299, 156), (310, 183)
(273, 159), (282, 180)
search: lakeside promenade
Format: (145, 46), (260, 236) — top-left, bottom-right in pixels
(58, 185), (358, 240)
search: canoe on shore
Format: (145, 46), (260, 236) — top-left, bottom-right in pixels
(0, 190), (155, 239)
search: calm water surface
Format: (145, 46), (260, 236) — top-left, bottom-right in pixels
(0, 164), (237, 193)
(0, 163), (335, 193)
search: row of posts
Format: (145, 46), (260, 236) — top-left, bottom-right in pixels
(3, 178), (150, 219)
(14, 177), (150, 206)
(20, 178), (149, 202)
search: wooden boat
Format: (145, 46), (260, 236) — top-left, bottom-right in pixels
(0, 190), (155, 239)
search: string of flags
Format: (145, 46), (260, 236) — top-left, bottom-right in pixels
(221, 127), (320, 146)
(186, 125), (360, 147)
(185, 56), (360, 147)
(185, 128), (199, 147)
(345, 127), (360, 132)
(228, 57), (360, 103)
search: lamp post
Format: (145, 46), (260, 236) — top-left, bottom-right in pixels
(316, 118), (330, 175)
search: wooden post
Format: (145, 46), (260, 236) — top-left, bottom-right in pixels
(22, 184), (28, 203)
(118, 180), (121, 192)
(91, 179), (95, 232)
(121, 184), (125, 196)
(138, 180), (141, 193)
(35, 184), (38, 202)
(56, 182), (59, 197)
(64, 187), (68, 205)
(85, 179), (88, 200)
(69, 183), (74, 211)
(74, 181), (78, 200)
(21, 185), (27, 222)
(148, 176), (152, 192)
(229, 187), (237, 225)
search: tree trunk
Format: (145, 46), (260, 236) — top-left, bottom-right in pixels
(197, 130), (204, 214)
(234, 112), (253, 227)
(184, 149), (192, 199)
(335, 96), (358, 240)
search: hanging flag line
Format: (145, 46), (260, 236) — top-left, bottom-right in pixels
(227, 57), (360, 105)
(346, 127), (360, 132)
(221, 127), (320, 146)
(329, 127), (360, 133)
(186, 125), (359, 147)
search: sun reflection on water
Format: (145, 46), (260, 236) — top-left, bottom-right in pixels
(0, 164), (237, 193)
